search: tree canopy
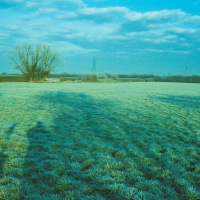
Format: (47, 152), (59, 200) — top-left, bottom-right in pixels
(8, 43), (60, 81)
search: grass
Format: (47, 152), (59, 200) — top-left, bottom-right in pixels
(0, 82), (200, 199)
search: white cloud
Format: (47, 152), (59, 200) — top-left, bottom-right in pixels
(55, 6), (129, 22)
(188, 15), (200, 23)
(0, 33), (9, 38)
(1, 0), (24, 3)
(126, 9), (186, 21)
(169, 28), (197, 34)
(50, 0), (85, 8)
(51, 41), (100, 56)
(49, 20), (122, 41)
(25, 1), (37, 8)
(125, 29), (176, 43)
(36, 8), (58, 15)
(144, 48), (190, 54)
(78, 6), (128, 15)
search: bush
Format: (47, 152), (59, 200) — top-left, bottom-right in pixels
(155, 76), (200, 83)
(80, 74), (97, 82)
(117, 78), (145, 82)
(0, 75), (28, 82)
(60, 77), (79, 82)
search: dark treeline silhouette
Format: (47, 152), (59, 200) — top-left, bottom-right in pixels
(49, 73), (200, 83)
(0, 75), (28, 82)
(1, 73), (200, 83)
(117, 74), (200, 83)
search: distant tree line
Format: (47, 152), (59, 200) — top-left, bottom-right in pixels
(155, 75), (200, 83)
(118, 74), (160, 79)
(1, 73), (200, 83)
(117, 74), (200, 83)
(0, 75), (28, 82)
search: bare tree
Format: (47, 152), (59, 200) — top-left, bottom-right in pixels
(8, 43), (60, 81)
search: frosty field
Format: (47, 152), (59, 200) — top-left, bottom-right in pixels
(0, 82), (200, 199)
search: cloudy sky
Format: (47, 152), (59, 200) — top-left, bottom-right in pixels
(0, 0), (200, 75)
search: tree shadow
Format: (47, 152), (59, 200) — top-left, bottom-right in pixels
(0, 124), (17, 178)
(21, 92), (200, 199)
(32, 92), (135, 199)
(21, 121), (52, 198)
(153, 95), (200, 109)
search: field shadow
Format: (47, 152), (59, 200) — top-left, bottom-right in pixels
(21, 121), (52, 198)
(20, 91), (200, 199)
(30, 92), (128, 199)
(153, 95), (200, 109)
(0, 124), (17, 178)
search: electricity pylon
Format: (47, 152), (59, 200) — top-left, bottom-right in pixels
(92, 56), (96, 73)
(185, 65), (187, 77)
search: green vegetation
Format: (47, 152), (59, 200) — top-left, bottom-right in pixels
(117, 74), (200, 83)
(1, 73), (200, 83)
(0, 82), (200, 199)
(8, 43), (60, 82)
(0, 75), (28, 82)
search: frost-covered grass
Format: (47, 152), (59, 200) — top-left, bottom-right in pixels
(0, 82), (200, 199)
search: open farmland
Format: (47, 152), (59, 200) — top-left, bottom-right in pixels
(0, 82), (200, 199)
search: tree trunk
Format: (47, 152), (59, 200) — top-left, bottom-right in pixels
(42, 75), (47, 81)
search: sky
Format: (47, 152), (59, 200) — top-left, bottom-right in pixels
(0, 0), (200, 75)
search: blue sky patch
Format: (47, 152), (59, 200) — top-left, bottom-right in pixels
(0, 0), (199, 75)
